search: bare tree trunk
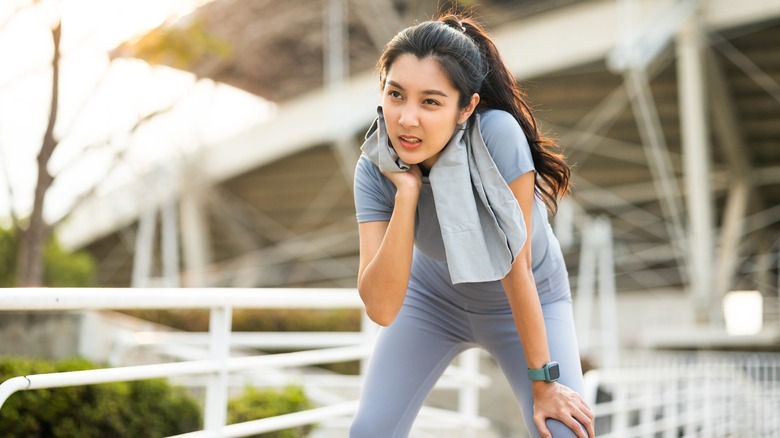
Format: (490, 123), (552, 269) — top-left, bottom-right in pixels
(16, 21), (61, 287)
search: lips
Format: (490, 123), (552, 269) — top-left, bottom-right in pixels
(398, 135), (422, 150)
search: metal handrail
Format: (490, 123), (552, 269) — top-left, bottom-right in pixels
(0, 287), (362, 310)
(585, 351), (780, 437)
(0, 287), (490, 437)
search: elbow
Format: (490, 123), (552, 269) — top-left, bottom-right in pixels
(504, 257), (534, 283)
(357, 272), (405, 326)
(357, 285), (397, 327)
(366, 309), (394, 327)
(360, 299), (397, 327)
(512, 254), (534, 275)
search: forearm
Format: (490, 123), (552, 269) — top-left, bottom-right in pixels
(501, 263), (550, 369)
(358, 190), (418, 325)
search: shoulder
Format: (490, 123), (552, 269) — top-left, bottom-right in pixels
(476, 108), (530, 154)
(355, 153), (385, 184)
(354, 154), (396, 221)
(475, 108), (535, 182)
(478, 108), (524, 137)
(354, 154), (395, 197)
(478, 108), (519, 132)
(356, 153), (379, 176)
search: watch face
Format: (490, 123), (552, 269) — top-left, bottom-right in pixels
(548, 363), (560, 380)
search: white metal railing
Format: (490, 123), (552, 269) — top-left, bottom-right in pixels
(0, 288), (491, 437)
(584, 351), (780, 437)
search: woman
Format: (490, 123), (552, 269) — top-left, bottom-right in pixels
(351, 13), (594, 438)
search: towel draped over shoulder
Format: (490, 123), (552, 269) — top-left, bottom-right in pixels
(360, 106), (527, 284)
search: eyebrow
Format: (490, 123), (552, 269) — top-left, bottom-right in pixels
(387, 80), (449, 98)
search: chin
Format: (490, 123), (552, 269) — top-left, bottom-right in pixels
(396, 154), (423, 166)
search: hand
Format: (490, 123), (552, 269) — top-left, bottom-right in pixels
(382, 164), (423, 196)
(532, 381), (594, 438)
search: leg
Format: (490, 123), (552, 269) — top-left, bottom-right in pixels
(474, 299), (586, 437)
(350, 290), (470, 437)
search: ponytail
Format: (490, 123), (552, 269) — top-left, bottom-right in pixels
(439, 14), (571, 214)
(378, 13), (571, 214)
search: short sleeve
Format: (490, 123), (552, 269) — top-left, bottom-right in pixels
(354, 154), (395, 223)
(478, 109), (535, 184)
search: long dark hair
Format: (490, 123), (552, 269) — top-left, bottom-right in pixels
(377, 13), (570, 214)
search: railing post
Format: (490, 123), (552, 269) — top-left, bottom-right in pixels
(359, 311), (377, 375)
(204, 304), (232, 434)
(459, 348), (480, 437)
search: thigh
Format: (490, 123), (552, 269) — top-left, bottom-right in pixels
(351, 290), (470, 438)
(475, 299), (586, 437)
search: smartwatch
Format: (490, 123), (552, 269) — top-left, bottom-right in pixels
(527, 361), (560, 382)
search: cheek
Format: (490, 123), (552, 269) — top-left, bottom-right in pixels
(380, 105), (399, 129)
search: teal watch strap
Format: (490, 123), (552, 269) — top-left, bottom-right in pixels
(527, 361), (560, 382)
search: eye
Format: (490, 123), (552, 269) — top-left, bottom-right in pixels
(387, 90), (403, 100)
(423, 99), (441, 106)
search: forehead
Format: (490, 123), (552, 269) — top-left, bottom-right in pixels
(385, 54), (457, 93)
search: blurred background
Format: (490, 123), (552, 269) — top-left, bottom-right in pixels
(1, 0), (779, 436)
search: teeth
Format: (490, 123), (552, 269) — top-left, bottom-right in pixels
(401, 137), (420, 143)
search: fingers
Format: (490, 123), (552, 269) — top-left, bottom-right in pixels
(537, 398), (595, 437)
(564, 416), (588, 438)
(533, 383), (596, 437)
(576, 395), (595, 437)
(533, 415), (552, 438)
(580, 402), (596, 437)
(568, 399), (595, 438)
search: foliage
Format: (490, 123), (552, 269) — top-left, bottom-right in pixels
(0, 226), (96, 287)
(0, 226), (17, 287)
(42, 237), (96, 287)
(123, 308), (361, 333)
(228, 385), (313, 438)
(0, 357), (201, 437)
(130, 17), (232, 70)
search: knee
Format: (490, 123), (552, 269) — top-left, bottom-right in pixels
(350, 412), (398, 438)
(349, 416), (376, 438)
(545, 418), (586, 437)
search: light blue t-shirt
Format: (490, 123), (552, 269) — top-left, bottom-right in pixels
(353, 108), (569, 301)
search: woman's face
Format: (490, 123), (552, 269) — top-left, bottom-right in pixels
(382, 54), (478, 170)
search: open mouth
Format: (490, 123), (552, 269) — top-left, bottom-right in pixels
(398, 135), (421, 149)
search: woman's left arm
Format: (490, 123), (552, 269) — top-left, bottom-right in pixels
(501, 171), (594, 438)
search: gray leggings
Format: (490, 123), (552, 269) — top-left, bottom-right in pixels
(350, 269), (586, 437)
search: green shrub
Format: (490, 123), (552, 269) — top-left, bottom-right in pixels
(0, 226), (96, 287)
(0, 357), (201, 437)
(228, 385), (314, 438)
(42, 238), (96, 287)
(123, 308), (361, 333)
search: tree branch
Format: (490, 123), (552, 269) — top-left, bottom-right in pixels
(15, 19), (61, 286)
(50, 103), (179, 229)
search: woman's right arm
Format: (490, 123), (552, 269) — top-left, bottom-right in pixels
(357, 165), (422, 326)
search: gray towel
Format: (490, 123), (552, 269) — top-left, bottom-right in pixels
(361, 107), (527, 284)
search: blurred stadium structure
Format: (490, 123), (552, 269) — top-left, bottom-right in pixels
(32, 0), (780, 435)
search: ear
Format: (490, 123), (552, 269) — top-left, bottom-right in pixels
(457, 93), (480, 124)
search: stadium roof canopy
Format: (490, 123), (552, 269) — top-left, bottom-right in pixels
(58, 0), (780, 326)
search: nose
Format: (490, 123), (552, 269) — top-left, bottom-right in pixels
(398, 104), (419, 129)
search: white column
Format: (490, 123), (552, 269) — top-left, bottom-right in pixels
(596, 218), (620, 368)
(180, 158), (212, 287)
(131, 206), (156, 288)
(677, 15), (715, 324)
(574, 219), (597, 357)
(708, 50), (752, 328)
(325, 0), (357, 183)
(161, 195), (180, 288)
